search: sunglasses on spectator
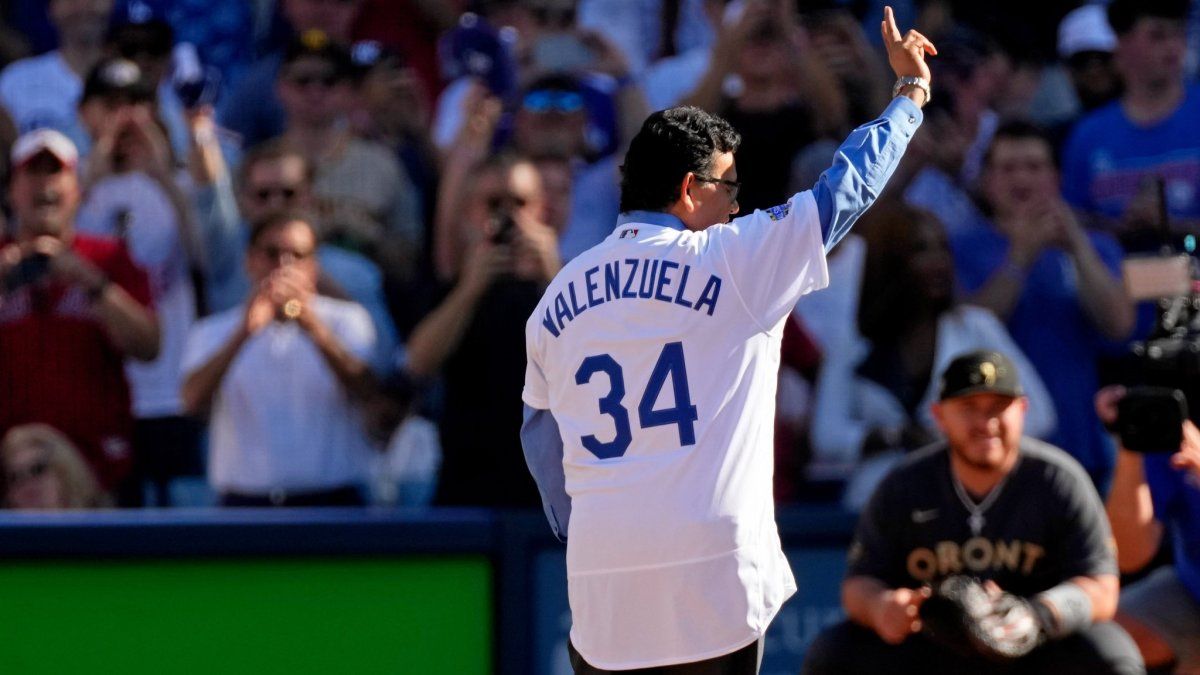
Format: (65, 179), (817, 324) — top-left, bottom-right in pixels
(692, 174), (741, 202)
(287, 71), (340, 89)
(5, 458), (50, 486)
(254, 245), (315, 262)
(252, 186), (300, 202)
(522, 90), (584, 114)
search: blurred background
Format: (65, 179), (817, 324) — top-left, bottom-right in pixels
(0, 0), (1197, 673)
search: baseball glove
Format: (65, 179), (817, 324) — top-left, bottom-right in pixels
(919, 576), (1044, 661)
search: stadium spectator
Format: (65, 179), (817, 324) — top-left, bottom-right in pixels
(1, 423), (110, 510)
(577, 0), (714, 77)
(798, 6), (885, 135)
(1056, 6), (1122, 114)
(432, 84), (503, 281)
(950, 121), (1134, 492)
(272, 32), (423, 264)
(74, 56), (206, 506)
(900, 29), (1010, 238)
(348, 40), (439, 236)
(682, 0), (844, 212)
(1097, 386), (1200, 674)
(181, 211), (377, 507)
(349, 0), (457, 107)
(196, 138), (398, 373)
(407, 154), (559, 508)
(810, 202), (1055, 510)
(509, 74), (624, 261)
(1061, 0), (1200, 244)
(0, 0), (114, 153)
(1039, 5), (1122, 131)
(363, 372), (440, 507)
(218, 0), (363, 149)
(105, 5), (223, 164)
(433, 5), (654, 268)
(804, 350), (1143, 675)
(0, 129), (159, 494)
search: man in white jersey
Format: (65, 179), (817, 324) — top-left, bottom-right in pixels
(521, 8), (935, 673)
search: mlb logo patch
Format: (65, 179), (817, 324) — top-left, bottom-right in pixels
(765, 203), (791, 221)
(620, 228), (639, 238)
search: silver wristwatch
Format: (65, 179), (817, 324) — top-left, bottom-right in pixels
(892, 76), (931, 104)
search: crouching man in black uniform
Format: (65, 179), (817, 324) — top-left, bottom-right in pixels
(803, 350), (1145, 674)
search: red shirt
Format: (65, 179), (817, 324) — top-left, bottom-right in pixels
(0, 234), (154, 489)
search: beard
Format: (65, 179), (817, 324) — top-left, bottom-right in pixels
(948, 435), (1015, 472)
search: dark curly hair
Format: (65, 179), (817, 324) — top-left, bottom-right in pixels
(619, 106), (741, 213)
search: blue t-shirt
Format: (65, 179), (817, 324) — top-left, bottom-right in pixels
(1062, 85), (1200, 222)
(950, 223), (1125, 481)
(1145, 454), (1200, 603)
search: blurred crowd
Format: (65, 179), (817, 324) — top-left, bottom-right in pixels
(0, 0), (1197, 512)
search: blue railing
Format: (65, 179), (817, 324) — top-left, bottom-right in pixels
(0, 506), (857, 674)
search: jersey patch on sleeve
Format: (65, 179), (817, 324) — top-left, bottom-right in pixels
(764, 203), (791, 221)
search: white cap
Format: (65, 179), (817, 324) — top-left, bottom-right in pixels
(11, 128), (78, 169)
(1058, 5), (1117, 59)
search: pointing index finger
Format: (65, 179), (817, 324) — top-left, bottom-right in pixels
(883, 6), (902, 43)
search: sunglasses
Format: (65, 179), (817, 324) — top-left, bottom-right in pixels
(253, 186), (300, 202)
(692, 174), (741, 202)
(522, 90), (584, 114)
(5, 458), (50, 486)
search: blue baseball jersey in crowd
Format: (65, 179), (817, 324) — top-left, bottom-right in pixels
(522, 97), (925, 540)
(1062, 85), (1200, 222)
(949, 224), (1125, 483)
(1145, 454), (1200, 603)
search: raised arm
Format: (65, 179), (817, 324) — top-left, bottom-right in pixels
(814, 7), (936, 251)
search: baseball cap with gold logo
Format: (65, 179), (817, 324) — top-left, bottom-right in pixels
(938, 350), (1024, 401)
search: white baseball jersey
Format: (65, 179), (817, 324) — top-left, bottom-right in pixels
(523, 191), (829, 669)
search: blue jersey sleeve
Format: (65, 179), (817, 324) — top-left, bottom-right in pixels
(814, 96), (924, 251)
(521, 404), (571, 542)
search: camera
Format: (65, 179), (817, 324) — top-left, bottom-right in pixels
(1115, 202), (1199, 451)
(1117, 387), (1188, 453)
(2, 252), (51, 293)
(491, 212), (517, 244)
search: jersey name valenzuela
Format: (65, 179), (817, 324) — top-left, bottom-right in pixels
(540, 249), (724, 338)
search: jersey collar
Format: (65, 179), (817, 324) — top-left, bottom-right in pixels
(617, 210), (686, 231)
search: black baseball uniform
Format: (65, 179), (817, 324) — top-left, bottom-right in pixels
(803, 438), (1145, 675)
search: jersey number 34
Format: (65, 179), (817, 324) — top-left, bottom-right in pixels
(574, 341), (698, 459)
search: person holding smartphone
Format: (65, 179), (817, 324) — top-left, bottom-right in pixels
(1097, 385), (1200, 673)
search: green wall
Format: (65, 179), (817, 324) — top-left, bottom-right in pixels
(0, 557), (491, 674)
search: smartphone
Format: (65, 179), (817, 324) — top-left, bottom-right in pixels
(1117, 386), (1188, 453)
(491, 212), (517, 244)
(2, 253), (50, 292)
(532, 34), (595, 73)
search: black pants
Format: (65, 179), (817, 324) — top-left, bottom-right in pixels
(802, 620), (1145, 675)
(569, 638), (763, 675)
(219, 486), (365, 507)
